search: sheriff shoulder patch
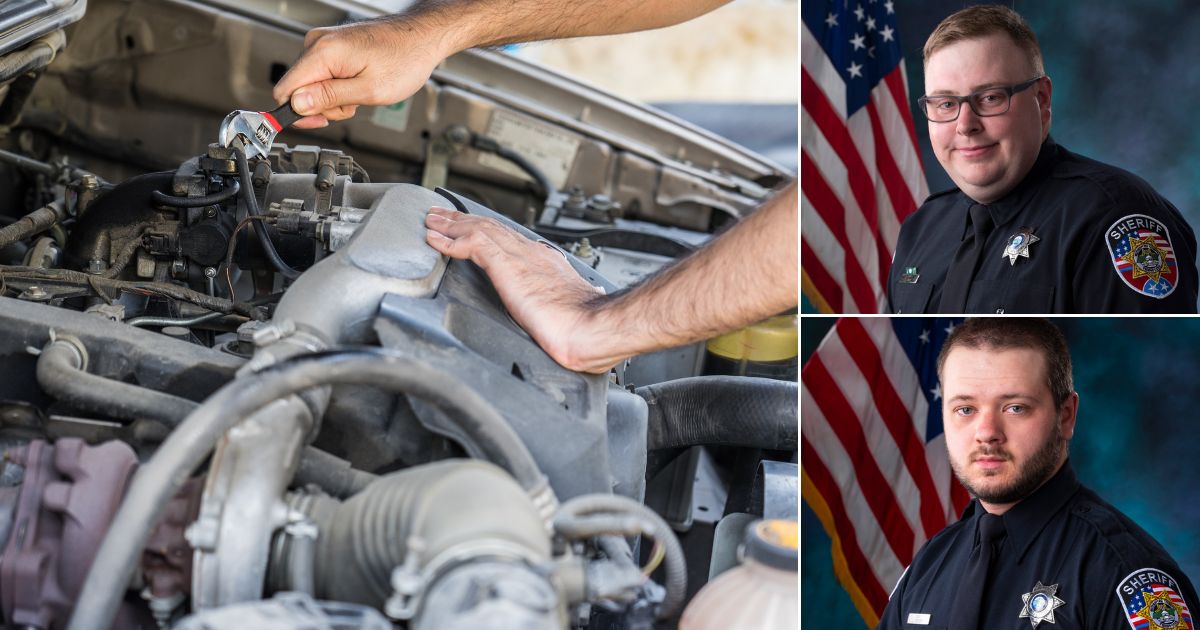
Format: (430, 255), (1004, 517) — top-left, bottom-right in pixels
(1117, 567), (1193, 629)
(1107, 214), (1179, 299)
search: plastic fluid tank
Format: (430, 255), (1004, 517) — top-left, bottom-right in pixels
(679, 519), (798, 629)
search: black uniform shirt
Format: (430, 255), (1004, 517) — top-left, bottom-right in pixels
(877, 461), (1198, 629)
(888, 138), (1198, 313)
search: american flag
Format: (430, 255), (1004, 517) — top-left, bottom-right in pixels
(801, 317), (969, 626)
(801, 0), (928, 313)
(1124, 580), (1193, 629)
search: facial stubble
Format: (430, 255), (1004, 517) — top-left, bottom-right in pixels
(949, 418), (1065, 505)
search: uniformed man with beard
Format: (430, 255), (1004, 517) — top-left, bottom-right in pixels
(877, 318), (1197, 629)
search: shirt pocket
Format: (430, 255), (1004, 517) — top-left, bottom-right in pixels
(968, 280), (1056, 314)
(890, 282), (933, 314)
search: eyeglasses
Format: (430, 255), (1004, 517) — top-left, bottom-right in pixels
(917, 76), (1044, 123)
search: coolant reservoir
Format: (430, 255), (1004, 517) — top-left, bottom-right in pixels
(703, 314), (798, 380)
(678, 519), (798, 629)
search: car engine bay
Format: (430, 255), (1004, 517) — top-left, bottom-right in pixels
(0, 1), (797, 628)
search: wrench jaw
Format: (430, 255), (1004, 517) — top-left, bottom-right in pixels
(218, 110), (276, 159)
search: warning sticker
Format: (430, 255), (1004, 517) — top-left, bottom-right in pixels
(478, 110), (581, 191)
(370, 101), (411, 133)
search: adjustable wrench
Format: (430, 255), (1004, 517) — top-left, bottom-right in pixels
(218, 102), (303, 159)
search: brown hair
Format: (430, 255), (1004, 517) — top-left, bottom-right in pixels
(936, 318), (1073, 408)
(923, 5), (1045, 76)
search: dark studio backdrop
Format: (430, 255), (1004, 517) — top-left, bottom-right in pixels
(800, 317), (1200, 626)
(800, 0), (1200, 312)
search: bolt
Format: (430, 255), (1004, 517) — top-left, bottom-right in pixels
(204, 207), (218, 219)
(21, 286), (48, 300)
(573, 238), (594, 259)
(81, 174), (99, 190)
(445, 125), (471, 145)
(204, 267), (218, 278)
(251, 319), (296, 347)
(86, 259), (108, 274)
(589, 194), (616, 212)
(184, 518), (219, 552)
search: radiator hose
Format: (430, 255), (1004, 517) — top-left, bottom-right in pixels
(636, 376), (798, 451)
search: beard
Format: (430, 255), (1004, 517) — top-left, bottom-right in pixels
(950, 422), (1065, 505)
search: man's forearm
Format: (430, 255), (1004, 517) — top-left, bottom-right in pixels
(571, 182), (798, 369)
(396, 0), (734, 57)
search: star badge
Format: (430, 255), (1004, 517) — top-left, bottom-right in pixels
(1120, 234), (1170, 284)
(1135, 590), (1191, 630)
(1002, 228), (1041, 265)
(1019, 581), (1066, 627)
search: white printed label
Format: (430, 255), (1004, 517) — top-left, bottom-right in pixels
(906, 612), (931, 625)
(478, 110), (580, 191)
(370, 101), (411, 132)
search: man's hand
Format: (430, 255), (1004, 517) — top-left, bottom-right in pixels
(424, 181), (797, 375)
(272, 17), (459, 128)
(424, 207), (614, 373)
(272, 0), (735, 129)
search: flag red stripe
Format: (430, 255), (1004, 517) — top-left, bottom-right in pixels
(801, 151), (878, 312)
(837, 318), (949, 539)
(867, 100), (919, 233)
(802, 238), (844, 311)
(802, 436), (891, 612)
(801, 68), (887, 288)
(883, 68), (924, 172)
(952, 476), (971, 514)
(805, 355), (917, 563)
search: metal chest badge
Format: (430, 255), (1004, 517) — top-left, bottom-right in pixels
(1019, 581), (1066, 627)
(1105, 214), (1179, 299)
(1002, 227), (1040, 265)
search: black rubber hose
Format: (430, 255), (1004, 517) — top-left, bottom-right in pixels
(38, 331), (375, 496)
(471, 134), (554, 201)
(68, 347), (547, 630)
(636, 376), (798, 451)
(293, 445), (378, 499)
(36, 336), (197, 425)
(233, 147), (300, 279)
(150, 179), (240, 208)
(553, 493), (687, 619)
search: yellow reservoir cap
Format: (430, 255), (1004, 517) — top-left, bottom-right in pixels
(706, 315), (798, 362)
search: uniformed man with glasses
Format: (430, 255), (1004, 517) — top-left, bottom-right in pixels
(887, 5), (1197, 314)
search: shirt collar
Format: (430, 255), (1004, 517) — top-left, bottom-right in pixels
(957, 136), (1062, 238)
(963, 459), (1081, 561)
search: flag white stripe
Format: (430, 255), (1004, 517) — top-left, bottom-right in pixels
(872, 76), (925, 220)
(801, 190), (851, 312)
(925, 433), (957, 522)
(802, 386), (906, 587)
(801, 22), (847, 117)
(820, 332), (928, 553)
(804, 109), (885, 307)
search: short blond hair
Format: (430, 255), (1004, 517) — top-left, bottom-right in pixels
(924, 5), (1045, 76)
